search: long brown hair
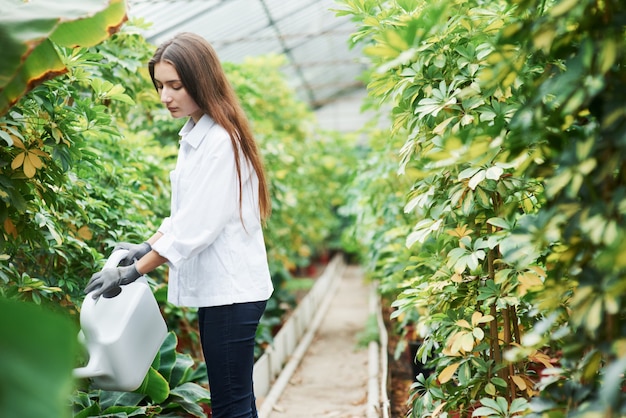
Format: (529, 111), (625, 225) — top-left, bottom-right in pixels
(148, 32), (271, 222)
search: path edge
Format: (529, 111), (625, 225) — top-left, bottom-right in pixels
(256, 254), (346, 418)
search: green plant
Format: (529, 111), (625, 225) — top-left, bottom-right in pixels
(493, 0), (626, 415)
(0, 0), (127, 115)
(337, 0), (541, 413)
(356, 314), (381, 348)
(338, 0), (626, 416)
(2, 8), (362, 415)
(0, 31), (165, 309)
(0, 298), (78, 418)
(472, 397), (529, 418)
(73, 332), (211, 417)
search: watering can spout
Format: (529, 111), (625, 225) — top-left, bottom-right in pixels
(73, 350), (107, 379)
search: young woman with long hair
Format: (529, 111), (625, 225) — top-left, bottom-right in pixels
(85, 32), (273, 418)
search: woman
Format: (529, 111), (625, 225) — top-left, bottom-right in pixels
(85, 32), (273, 418)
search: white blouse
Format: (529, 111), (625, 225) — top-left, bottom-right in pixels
(151, 114), (273, 307)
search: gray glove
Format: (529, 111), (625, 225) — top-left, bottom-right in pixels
(84, 263), (142, 299)
(114, 241), (151, 266)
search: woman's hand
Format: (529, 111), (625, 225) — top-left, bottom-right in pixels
(84, 264), (142, 299)
(113, 242), (152, 266)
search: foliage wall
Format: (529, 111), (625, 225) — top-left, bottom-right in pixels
(338, 0), (626, 416)
(1, 14), (357, 418)
(1, 23), (354, 308)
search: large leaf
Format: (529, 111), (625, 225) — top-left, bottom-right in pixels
(0, 298), (77, 418)
(135, 367), (170, 404)
(157, 332), (178, 382)
(0, 0), (127, 115)
(170, 351), (196, 388)
(98, 390), (145, 410)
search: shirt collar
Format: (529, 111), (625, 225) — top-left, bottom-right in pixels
(178, 114), (215, 149)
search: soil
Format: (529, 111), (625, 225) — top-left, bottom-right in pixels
(382, 304), (414, 418)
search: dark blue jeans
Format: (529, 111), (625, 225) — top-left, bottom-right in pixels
(198, 300), (267, 418)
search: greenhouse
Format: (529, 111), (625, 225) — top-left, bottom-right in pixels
(1, 0), (625, 417)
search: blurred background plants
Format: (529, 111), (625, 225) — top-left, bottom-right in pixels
(1, 3), (358, 416)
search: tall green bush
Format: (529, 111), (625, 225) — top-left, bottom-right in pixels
(494, 0), (626, 415)
(0, 24), (165, 308)
(338, 0), (625, 416)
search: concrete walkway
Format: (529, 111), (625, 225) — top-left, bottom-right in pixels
(263, 265), (371, 418)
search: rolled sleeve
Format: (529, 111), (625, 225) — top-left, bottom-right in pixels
(158, 217), (172, 234)
(151, 232), (183, 266)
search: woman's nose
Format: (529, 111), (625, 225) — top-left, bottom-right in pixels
(161, 90), (171, 103)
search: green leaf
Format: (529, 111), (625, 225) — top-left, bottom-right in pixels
(458, 361), (472, 386)
(158, 332), (178, 382)
(472, 406), (499, 417)
(50, 0), (127, 48)
(509, 397), (529, 414)
(487, 217), (510, 230)
(73, 403), (101, 418)
(99, 391), (145, 410)
(0, 129), (13, 146)
(473, 327), (485, 340)
(135, 367), (170, 404)
(549, 0), (578, 17)
(485, 166), (504, 180)
(468, 170), (486, 190)
(169, 352), (195, 388)
(479, 396), (506, 413)
(167, 394), (209, 417)
(0, 299), (77, 418)
(0, 0), (128, 116)
(600, 357), (626, 407)
(585, 297), (603, 333)
(101, 405), (152, 416)
(484, 382), (497, 396)
(170, 382), (211, 403)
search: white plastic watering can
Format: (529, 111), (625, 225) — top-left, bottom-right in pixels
(73, 250), (168, 391)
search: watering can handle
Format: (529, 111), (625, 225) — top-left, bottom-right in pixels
(103, 249), (130, 269)
(81, 249), (133, 300)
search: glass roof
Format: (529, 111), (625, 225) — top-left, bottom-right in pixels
(127, 0), (368, 111)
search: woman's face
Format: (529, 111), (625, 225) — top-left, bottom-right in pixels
(153, 61), (203, 122)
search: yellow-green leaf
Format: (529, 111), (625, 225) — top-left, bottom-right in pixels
(585, 297), (603, 333)
(549, 0), (578, 17)
(23, 155), (37, 178)
(438, 362), (460, 384)
(511, 375), (527, 390)
(582, 351), (602, 381)
(27, 153), (43, 169)
(456, 319), (472, 329)
(533, 26), (556, 54)
(1, 0), (128, 116)
(77, 225), (93, 241)
(462, 332), (475, 352)
(11, 152), (25, 169)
